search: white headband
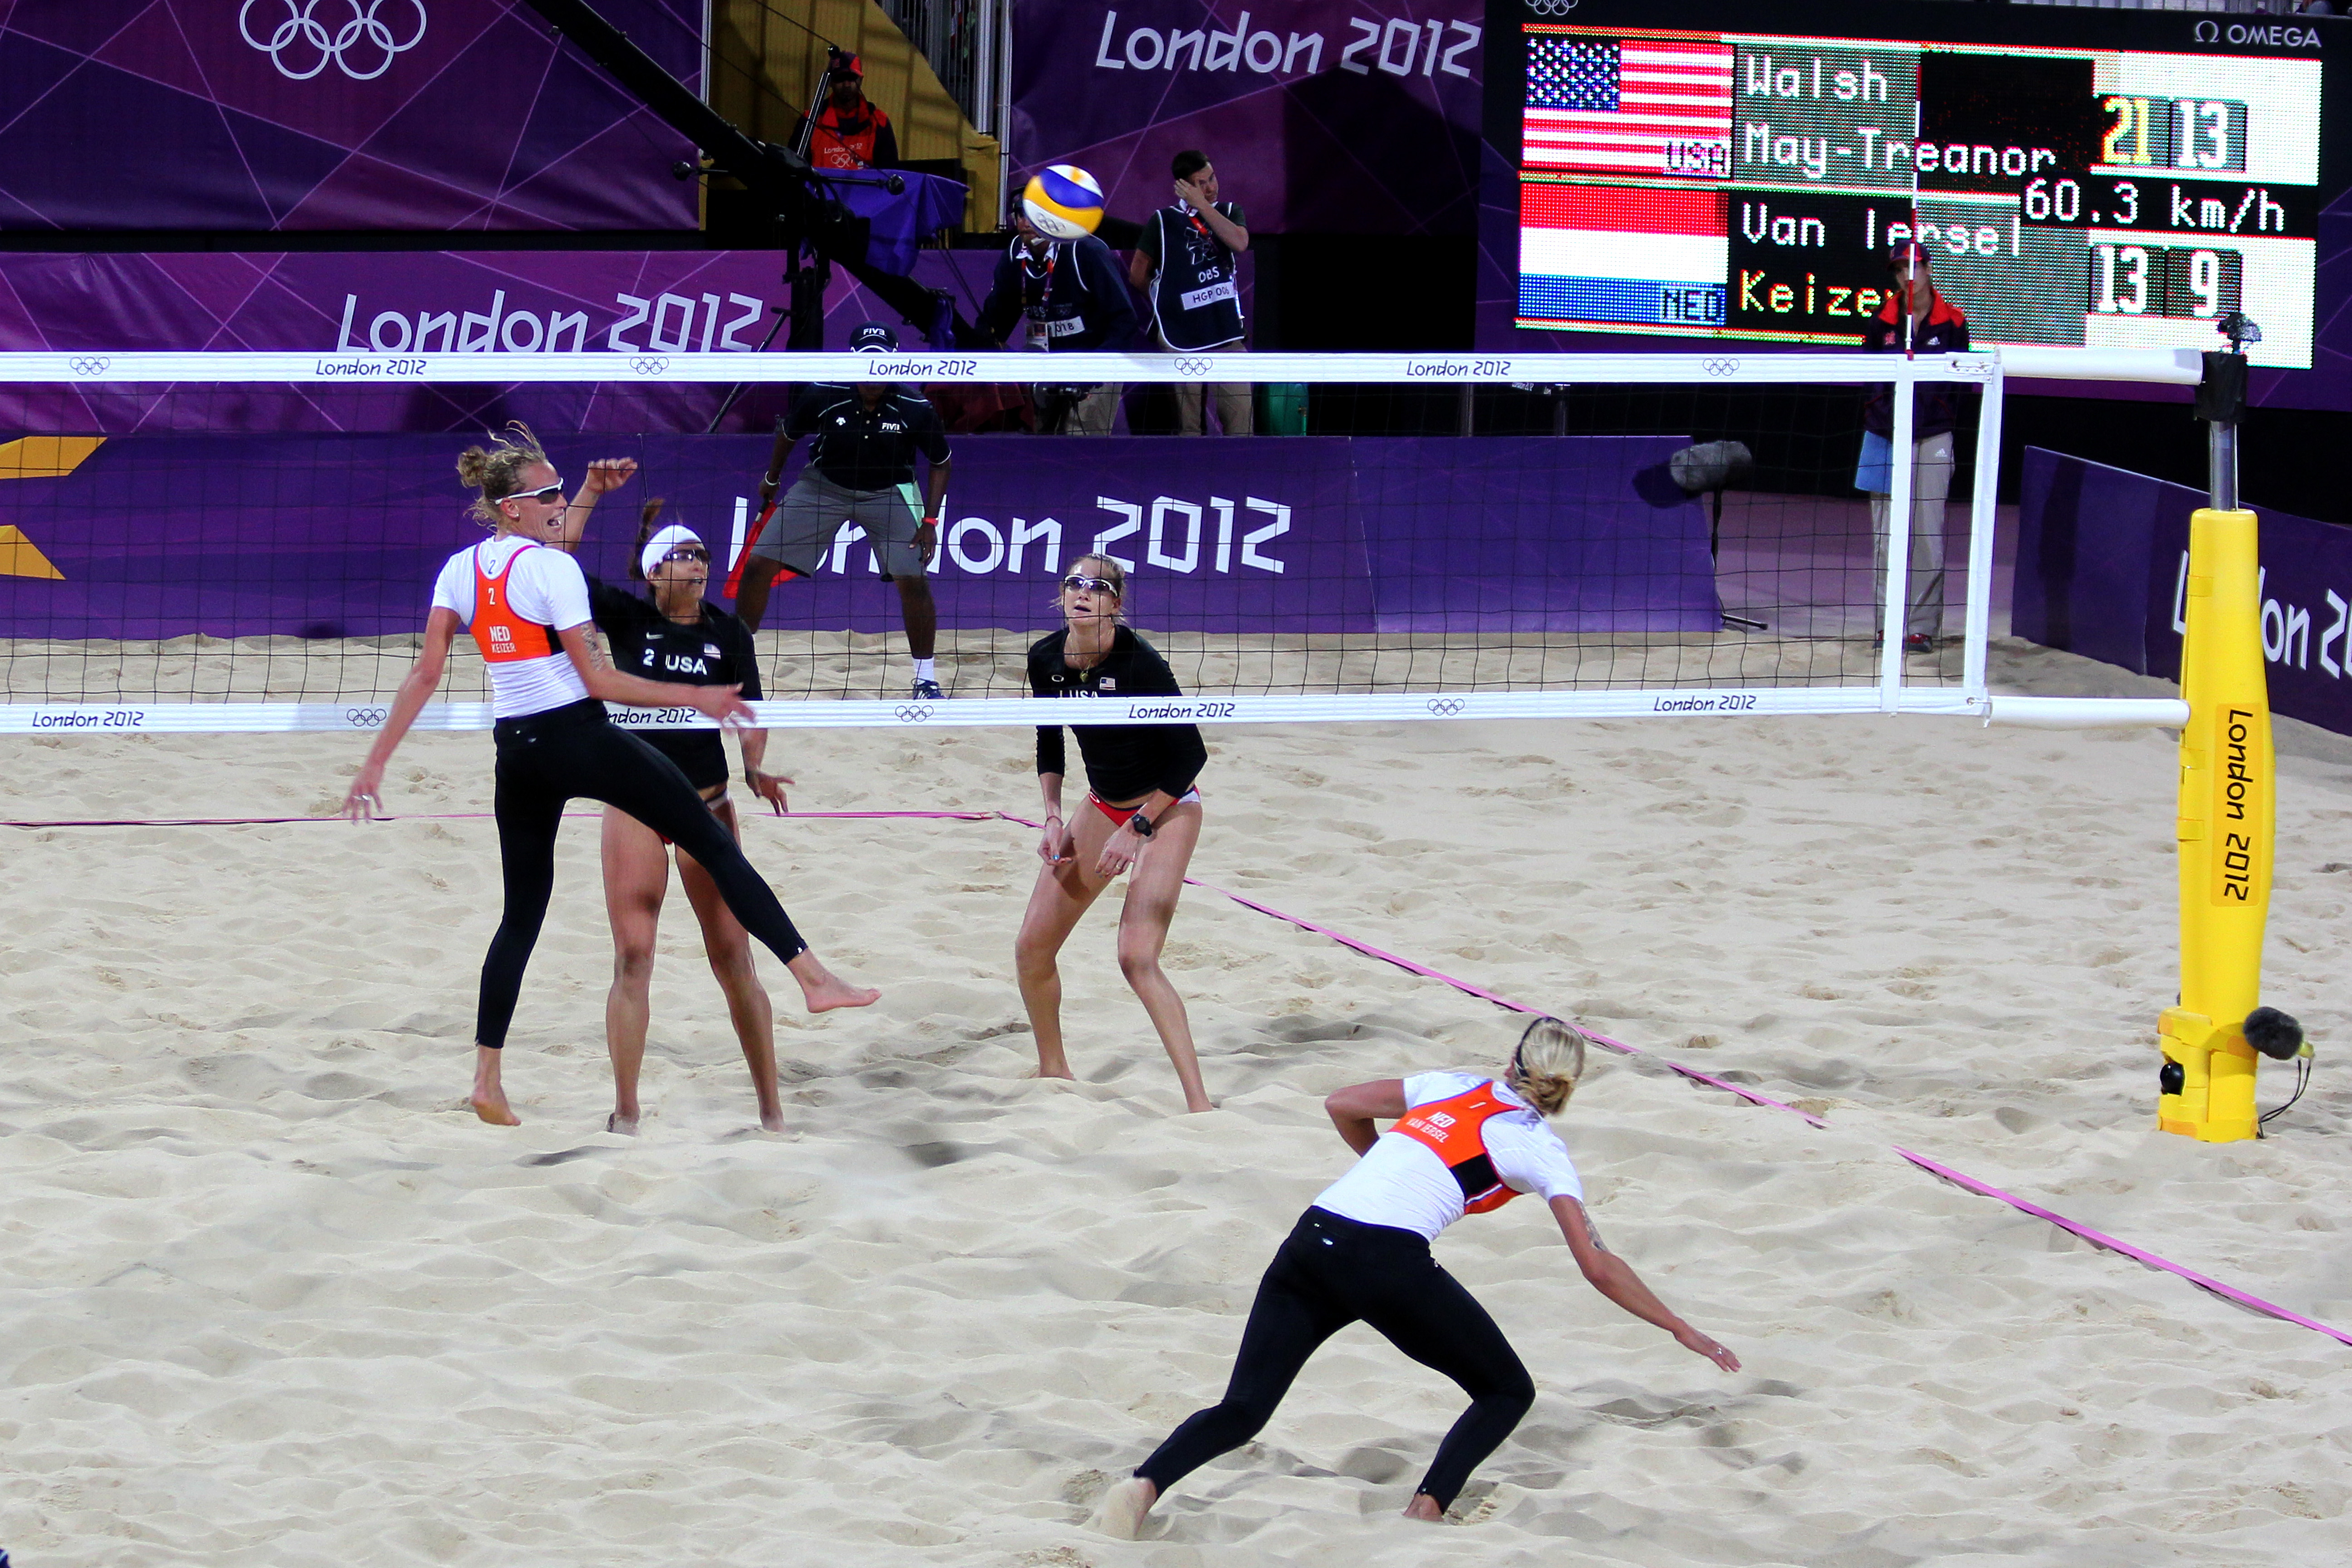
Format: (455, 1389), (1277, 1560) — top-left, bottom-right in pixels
(640, 523), (705, 578)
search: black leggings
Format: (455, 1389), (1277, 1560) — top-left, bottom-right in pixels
(477, 700), (808, 1048)
(1136, 1207), (1535, 1510)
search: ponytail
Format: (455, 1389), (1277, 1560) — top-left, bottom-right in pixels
(1505, 1016), (1588, 1116)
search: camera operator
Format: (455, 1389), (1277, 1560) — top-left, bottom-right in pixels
(978, 206), (1138, 435)
(1130, 149), (1251, 435)
(795, 53), (898, 171)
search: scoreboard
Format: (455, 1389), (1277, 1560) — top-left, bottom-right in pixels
(1498, 0), (2337, 368)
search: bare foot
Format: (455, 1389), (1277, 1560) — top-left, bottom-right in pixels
(1092, 1476), (1156, 1539)
(1034, 1060), (1077, 1082)
(471, 1046), (520, 1126)
(1402, 1492), (1444, 1523)
(787, 953), (880, 1014)
(757, 1107), (786, 1133)
(1184, 1097), (1215, 1114)
(606, 1111), (640, 1136)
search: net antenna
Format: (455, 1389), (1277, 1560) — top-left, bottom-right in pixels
(0, 347), (2199, 736)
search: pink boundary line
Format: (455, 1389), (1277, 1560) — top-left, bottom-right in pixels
(1893, 1149), (2352, 1347)
(11, 805), (2345, 1346)
(3, 809), (1007, 829)
(989, 815), (2344, 1349)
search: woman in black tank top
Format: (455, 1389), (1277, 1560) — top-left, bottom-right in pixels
(589, 499), (795, 1134)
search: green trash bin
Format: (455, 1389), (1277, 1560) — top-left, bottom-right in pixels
(1258, 382), (1309, 435)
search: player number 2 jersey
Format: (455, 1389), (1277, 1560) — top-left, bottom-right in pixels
(430, 536), (593, 719)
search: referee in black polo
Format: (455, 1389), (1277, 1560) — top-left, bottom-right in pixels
(738, 323), (956, 699)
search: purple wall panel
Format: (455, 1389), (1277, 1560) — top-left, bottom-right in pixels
(0, 250), (1008, 434)
(2014, 446), (2352, 738)
(1009, 0), (1484, 237)
(0, 431), (1710, 643)
(0, 0), (701, 231)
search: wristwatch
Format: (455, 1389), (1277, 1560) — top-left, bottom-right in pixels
(1127, 810), (1155, 838)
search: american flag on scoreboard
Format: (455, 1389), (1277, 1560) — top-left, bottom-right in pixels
(1524, 36), (1734, 176)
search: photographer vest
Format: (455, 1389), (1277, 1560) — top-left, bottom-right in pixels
(1147, 203), (1245, 352)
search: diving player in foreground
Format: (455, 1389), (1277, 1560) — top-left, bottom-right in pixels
(1094, 1018), (1740, 1536)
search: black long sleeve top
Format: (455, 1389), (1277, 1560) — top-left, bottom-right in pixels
(1029, 625), (1206, 803)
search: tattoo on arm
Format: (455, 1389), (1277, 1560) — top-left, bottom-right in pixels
(1583, 1210), (1611, 1255)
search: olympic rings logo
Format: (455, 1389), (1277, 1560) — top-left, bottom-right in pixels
(1426, 697), (1466, 716)
(1703, 358), (1742, 377)
(240, 1), (427, 83)
(630, 356), (671, 376)
(1175, 357), (1216, 377)
(344, 706), (389, 728)
(68, 356), (112, 376)
(894, 704), (934, 723)
(1524, 0), (1578, 13)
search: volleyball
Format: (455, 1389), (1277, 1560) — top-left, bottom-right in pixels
(1021, 165), (1104, 240)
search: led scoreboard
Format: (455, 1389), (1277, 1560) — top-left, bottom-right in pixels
(1501, 0), (2335, 367)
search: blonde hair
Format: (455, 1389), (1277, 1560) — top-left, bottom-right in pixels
(1505, 1016), (1587, 1116)
(456, 422), (552, 528)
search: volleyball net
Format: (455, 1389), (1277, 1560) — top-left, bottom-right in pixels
(0, 348), (2199, 735)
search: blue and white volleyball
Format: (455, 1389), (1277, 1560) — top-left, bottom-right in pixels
(1022, 165), (1104, 240)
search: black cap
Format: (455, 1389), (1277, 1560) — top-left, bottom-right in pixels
(849, 322), (899, 353)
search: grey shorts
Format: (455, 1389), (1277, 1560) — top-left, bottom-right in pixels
(750, 470), (928, 579)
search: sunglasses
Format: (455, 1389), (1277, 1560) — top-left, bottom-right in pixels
(1061, 574), (1119, 595)
(658, 546), (710, 565)
(503, 481), (566, 505)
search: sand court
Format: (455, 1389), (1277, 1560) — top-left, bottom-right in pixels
(4, 641), (2351, 1565)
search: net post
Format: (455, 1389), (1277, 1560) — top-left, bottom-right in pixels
(2160, 343), (2277, 1143)
(1960, 359), (2003, 704)
(1879, 373), (1916, 713)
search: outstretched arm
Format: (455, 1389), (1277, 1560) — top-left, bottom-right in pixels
(553, 458), (638, 549)
(343, 608), (459, 818)
(555, 623), (753, 721)
(1324, 1078), (1407, 1156)
(1552, 1195), (1740, 1371)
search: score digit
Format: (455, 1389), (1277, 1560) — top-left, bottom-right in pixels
(2188, 249), (2221, 317)
(2101, 95), (2164, 168)
(2091, 243), (2152, 315)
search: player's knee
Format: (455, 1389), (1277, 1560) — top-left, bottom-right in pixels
(1482, 1365), (1536, 1417)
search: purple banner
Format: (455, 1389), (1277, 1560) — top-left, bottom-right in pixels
(1010, 0), (1484, 236)
(0, 1), (699, 231)
(0, 432), (1717, 641)
(0, 249), (1012, 433)
(2014, 446), (2352, 738)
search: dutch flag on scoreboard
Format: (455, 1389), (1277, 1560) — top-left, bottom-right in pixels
(1524, 36), (1733, 177)
(1517, 184), (1726, 328)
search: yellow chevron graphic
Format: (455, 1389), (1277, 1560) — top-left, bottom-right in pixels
(0, 525), (63, 579)
(0, 435), (98, 578)
(0, 435), (105, 479)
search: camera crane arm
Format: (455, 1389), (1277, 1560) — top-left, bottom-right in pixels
(515, 0), (976, 345)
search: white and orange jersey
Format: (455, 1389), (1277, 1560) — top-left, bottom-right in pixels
(429, 536), (593, 718)
(1313, 1073), (1583, 1241)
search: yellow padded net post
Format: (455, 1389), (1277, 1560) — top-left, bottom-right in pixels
(2159, 507), (2273, 1142)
